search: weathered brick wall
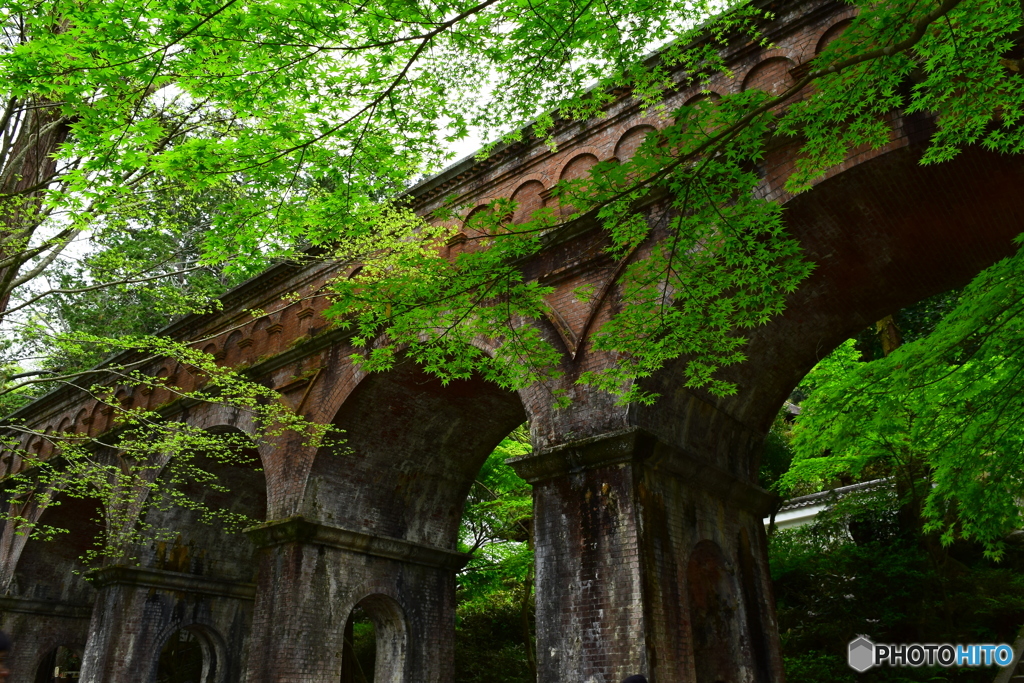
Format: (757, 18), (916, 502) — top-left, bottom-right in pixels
(530, 459), (648, 681)
(243, 521), (463, 682)
(73, 444), (266, 683)
(510, 428), (780, 682)
(79, 580), (255, 682)
(0, 609), (90, 681)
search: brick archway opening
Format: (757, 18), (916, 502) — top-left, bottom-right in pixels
(311, 358), (527, 549)
(304, 358), (528, 681)
(637, 143), (1024, 456)
(341, 594), (408, 683)
(34, 644), (83, 683)
(155, 624), (225, 683)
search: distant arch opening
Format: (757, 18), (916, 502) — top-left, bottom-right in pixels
(34, 645), (82, 682)
(453, 423), (536, 681)
(310, 359), (530, 679)
(341, 594), (407, 683)
(156, 625), (221, 683)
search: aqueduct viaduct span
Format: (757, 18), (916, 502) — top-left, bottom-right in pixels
(2, 0), (1023, 679)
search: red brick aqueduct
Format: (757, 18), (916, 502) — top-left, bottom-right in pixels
(2, 0), (1023, 679)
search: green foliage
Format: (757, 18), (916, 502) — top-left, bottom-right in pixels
(0, 336), (334, 564)
(7, 187), (254, 377)
(321, 0), (1024, 404)
(455, 591), (535, 683)
(346, 608), (378, 683)
(760, 408), (796, 495)
(786, 239), (1024, 558)
(455, 426), (536, 681)
(771, 495), (1024, 682)
(854, 290), (963, 362)
(2, 0), (1022, 405)
(458, 428), (533, 604)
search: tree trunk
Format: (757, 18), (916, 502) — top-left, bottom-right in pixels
(0, 98), (70, 317)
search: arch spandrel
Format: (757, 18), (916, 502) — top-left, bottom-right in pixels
(4, 494), (102, 604)
(135, 425), (267, 581)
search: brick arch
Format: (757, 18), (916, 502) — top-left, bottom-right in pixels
(171, 408), (279, 517)
(555, 148), (604, 182)
(812, 11), (858, 56)
(636, 144), (1024, 465)
(28, 643), (86, 683)
(147, 365), (175, 409)
(37, 425), (55, 459)
(311, 330), (546, 431)
(457, 203), (497, 244)
(223, 330), (244, 366)
(1, 489), (96, 679)
(615, 124), (658, 163)
(740, 55), (797, 96)
(683, 90), (723, 106)
(180, 402), (260, 437)
(302, 358), (527, 549)
(88, 402), (107, 437)
(463, 202), (491, 223)
(7, 493), (102, 605)
(341, 590), (409, 683)
(72, 408), (88, 433)
(150, 620), (229, 683)
(557, 151), (601, 217)
(510, 179), (547, 224)
(816, 17), (853, 54)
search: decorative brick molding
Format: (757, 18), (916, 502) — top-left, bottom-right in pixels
(89, 565), (256, 600)
(0, 595), (93, 619)
(507, 428), (648, 481)
(246, 516), (470, 571)
(508, 427), (775, 514)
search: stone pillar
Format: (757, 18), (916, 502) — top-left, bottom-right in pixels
(78, 567), (256, 682)
(509, 428), (783, 683)
(243, 517), (468, 683)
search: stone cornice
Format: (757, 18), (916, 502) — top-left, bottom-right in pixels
(246, 516), (470, 571)
(507, 429), (649, 481)
(507, 427), (775, 514)
(0, 595), (93, 619)
(89, 565), (256, 600)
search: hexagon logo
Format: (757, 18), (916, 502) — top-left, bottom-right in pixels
(848, 636), (875, 672)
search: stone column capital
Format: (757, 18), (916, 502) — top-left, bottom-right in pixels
(508, 426), (776, 514)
